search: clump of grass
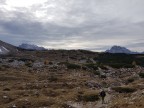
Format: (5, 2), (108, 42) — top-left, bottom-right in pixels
(100, 75), (107, 78)
(0, 76), (20, 81)
(3, 88), (11, 91)
(10, 97), (55, 108)
(76, 90), (99, 102)
(0, 65), (10, 71)
(126, 77), (135, 83)
(109, 63), (134, 69)
(66, 63), (81, 69)
(98, 64), (109, 70)
(112, 86), (136, 93)
(93, 71), (100, 75)
(84, 63), (98, 70)
(48, 76), (58, 82)
(77, 94), (99, 102)
(0, 65), (6, 71)
(25, 61), (33, 67)
(42, 89), (60, 97)
(139, 72), (144, 78)
(61, 103), (75, 108)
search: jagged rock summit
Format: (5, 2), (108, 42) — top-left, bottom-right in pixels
(106, 46), (138, 54)
(0, 40), (18, 55)
(19, 43), (46, 51)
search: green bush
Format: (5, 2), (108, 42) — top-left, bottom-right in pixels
(61, 103), (74, 108)
(127, 77), (135, 83)
(48, 76), (58, 82)
(95, 53), (144, 67)
(18, 58), (34, 62)
(77, 93), (99, 102)
(93, 71), (100, 75)
(109, 63), (134, 69)
(8, 59), (14, 63)
(25, 61), (33, 67)
(2, 65), (10, 68)
(97, 64), (108, 70)
(139, 72), (144, 78)
(112, 86), (136, 93)
(85, 63), (98, 70)
(100, 75), (107, 78)
(66, 63), (81, 69)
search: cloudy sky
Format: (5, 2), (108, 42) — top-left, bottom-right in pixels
(0, 0), (144, 51)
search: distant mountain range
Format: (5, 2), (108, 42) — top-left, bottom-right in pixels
(19, 43), (46, 51)
(0, 40), (144, 55)
(0, 40), (47, 55)
(106, 46), (142, 54)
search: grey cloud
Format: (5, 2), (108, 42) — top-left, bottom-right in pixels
(0, 0), (144, 51)
(0, 0), (6, 5)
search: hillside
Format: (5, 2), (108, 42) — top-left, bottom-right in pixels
(0, 49), (144, 108)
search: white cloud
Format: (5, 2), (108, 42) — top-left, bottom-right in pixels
(6, 0), (47, 7)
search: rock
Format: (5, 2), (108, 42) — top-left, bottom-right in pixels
(3, 95), (8, 99)
(33, 62), (44, 68)
(11, 104), (17, 108)
(85, 81), (101, 88)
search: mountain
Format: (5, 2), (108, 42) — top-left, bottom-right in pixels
(0, 40), (18, 55)
(106, 46), (139, 54)
(19, 43), (46, 51)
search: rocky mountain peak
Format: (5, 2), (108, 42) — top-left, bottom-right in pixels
(106, 46), (138, 54)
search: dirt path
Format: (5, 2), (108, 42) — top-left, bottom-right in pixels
(95, 93), (111, 108)
(67, 90), (112, 108)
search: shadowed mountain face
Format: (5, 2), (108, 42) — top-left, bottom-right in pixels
(106, 46), (139, 54)
(0, 40), (18, 55)
(19, 43), (46, 51)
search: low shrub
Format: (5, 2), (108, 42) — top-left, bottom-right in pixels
(0, 76), (20, 81)
(112, 86), (136, 93)
(0, 65), (6, 71)
(1, 65), (10, 69)
(25, 61), (33, 67)
(101, 81), (108, 88)
(48, 76), (58, 82)
(93, 71), (100, 75)
(77, 92), (99, 102)
(66, 63), (81, 69)
(85, 63), (98, 70)
(61, 103), (74, 108)
(8, 59), (14, 63)
(109, 63), (134, 69)
(3, 88), (11, 91)
(44, 60), (49, 65)
(100, 75), (107, 78)
(139, 72), (144, 78)
(49, 62), (53, 65)
(127, 77), (135, 83)
(18, 58), (34, 62)
(98, 64), (108, 70)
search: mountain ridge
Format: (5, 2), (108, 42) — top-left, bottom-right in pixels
(105, 46), (140, 54)
(0, 40), (19, 55)
(19, 43), (46, 51)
